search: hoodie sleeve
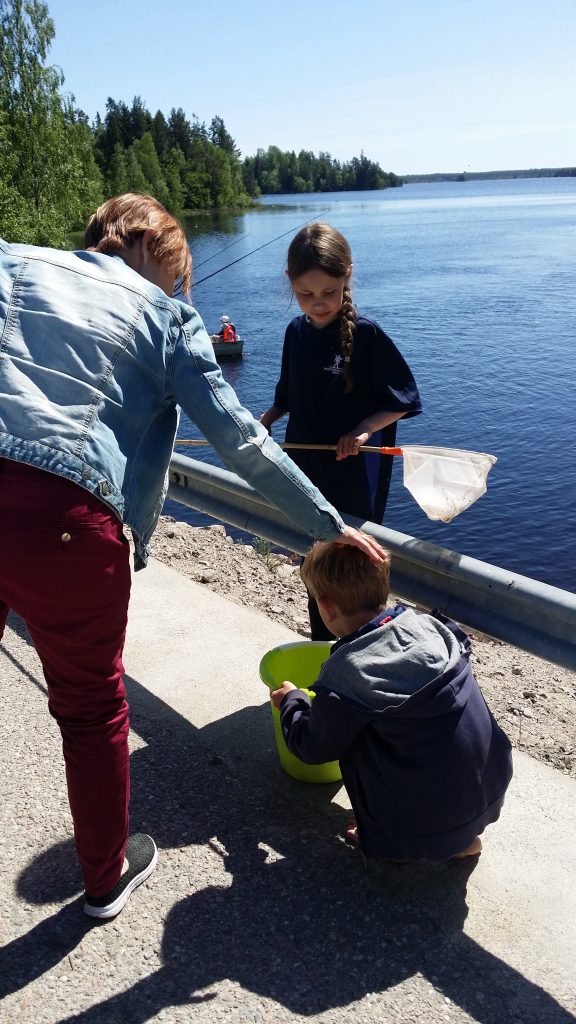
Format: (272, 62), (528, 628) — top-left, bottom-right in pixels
(279, 689), (370, 764)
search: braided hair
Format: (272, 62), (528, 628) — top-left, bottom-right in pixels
(287, 223), (356, 392)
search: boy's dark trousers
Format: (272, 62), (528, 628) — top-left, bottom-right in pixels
(307, 592), (336, 642)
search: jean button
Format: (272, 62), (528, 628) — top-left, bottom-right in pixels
(61, 532), (71, 543)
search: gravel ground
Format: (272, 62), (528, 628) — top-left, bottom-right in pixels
(151, 516), (576, 779)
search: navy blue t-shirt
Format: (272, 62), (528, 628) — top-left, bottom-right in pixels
(273, 314), (422, 522)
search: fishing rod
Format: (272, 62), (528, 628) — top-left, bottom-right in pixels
(173, 234), (250, 299)
(192, 233), (249, 271)
(191, 209), (332, 287)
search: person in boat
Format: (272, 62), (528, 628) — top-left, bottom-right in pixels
(0, 193), (385, 921)
(259, 222), (421, 641)
(271, 541), (513, 860)
(217, 314), (237, 343)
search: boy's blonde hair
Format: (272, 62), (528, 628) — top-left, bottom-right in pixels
(85, 193), (192, 296)
(301, 541), (391, 615)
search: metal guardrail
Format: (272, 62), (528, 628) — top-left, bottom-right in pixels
(168, 453), (576, 672)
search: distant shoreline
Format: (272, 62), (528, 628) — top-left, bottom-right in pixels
(402, 167), (576, 183)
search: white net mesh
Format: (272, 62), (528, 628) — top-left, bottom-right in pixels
(401, 446), (497, 522)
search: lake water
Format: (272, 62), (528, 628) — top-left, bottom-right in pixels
(167, 178), (576, 593)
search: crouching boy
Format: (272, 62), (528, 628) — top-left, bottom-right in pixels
(270, 542), (513, 860)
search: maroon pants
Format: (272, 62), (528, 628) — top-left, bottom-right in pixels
(0, 459), (132, 896)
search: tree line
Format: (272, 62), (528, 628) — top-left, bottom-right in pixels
(0, 0), (400, 249)
(403, 168), (576, 182)
(243, 148), (402, 194)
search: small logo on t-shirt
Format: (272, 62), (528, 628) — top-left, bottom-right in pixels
(324, 354), (343, 376)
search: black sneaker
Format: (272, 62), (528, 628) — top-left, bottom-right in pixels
(84, 834), (158, 919)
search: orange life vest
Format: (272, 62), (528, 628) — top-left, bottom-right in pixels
(223, 324), (235, 343)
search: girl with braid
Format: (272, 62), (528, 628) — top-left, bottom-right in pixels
(260, 223), (422, 640)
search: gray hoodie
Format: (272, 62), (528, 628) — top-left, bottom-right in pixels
(316, 607), (462, 710)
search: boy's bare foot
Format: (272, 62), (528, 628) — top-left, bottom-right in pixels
(344, 824), (482, 860)
(451, 836), (483, 859)
(344, 822), (359, 846)
(344, 824), (408, 863)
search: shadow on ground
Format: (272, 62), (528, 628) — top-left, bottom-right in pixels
(1, 618), (574, 1024)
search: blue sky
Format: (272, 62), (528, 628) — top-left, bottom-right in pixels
(46, 0), (575, 175)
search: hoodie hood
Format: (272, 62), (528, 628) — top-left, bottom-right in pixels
(314, 607), (463, 712)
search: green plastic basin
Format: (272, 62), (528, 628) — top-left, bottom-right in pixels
(259, 641), (341, 783)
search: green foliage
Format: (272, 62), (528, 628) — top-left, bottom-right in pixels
(242, 146), (402, 196)
(131, 131), (170, 207)
(161, 146), (186, 218)
(252, 535), (278, 572)
(0, 0), (401, 247)
(65, 107), (103, 225)
(151, 109), (169, 159)
(106, 142), (130, 197)
(92, 98), (251, 213)
(209, 115), (240, 158)
(0, 0), (102, 245)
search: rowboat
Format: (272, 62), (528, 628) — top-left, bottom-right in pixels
(211, 335), (244, 359)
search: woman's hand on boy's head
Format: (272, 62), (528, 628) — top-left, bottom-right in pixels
(270, 681), (297, 708)
(337, 526), (388, 564)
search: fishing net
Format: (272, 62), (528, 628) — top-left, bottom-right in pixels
(174, 438), (497, 523)
(400, 445), (497, 522)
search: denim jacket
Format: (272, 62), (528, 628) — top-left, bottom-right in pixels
(0, 238), (345, 568)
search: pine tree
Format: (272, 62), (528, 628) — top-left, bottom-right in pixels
(131, 132), (170, 208)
